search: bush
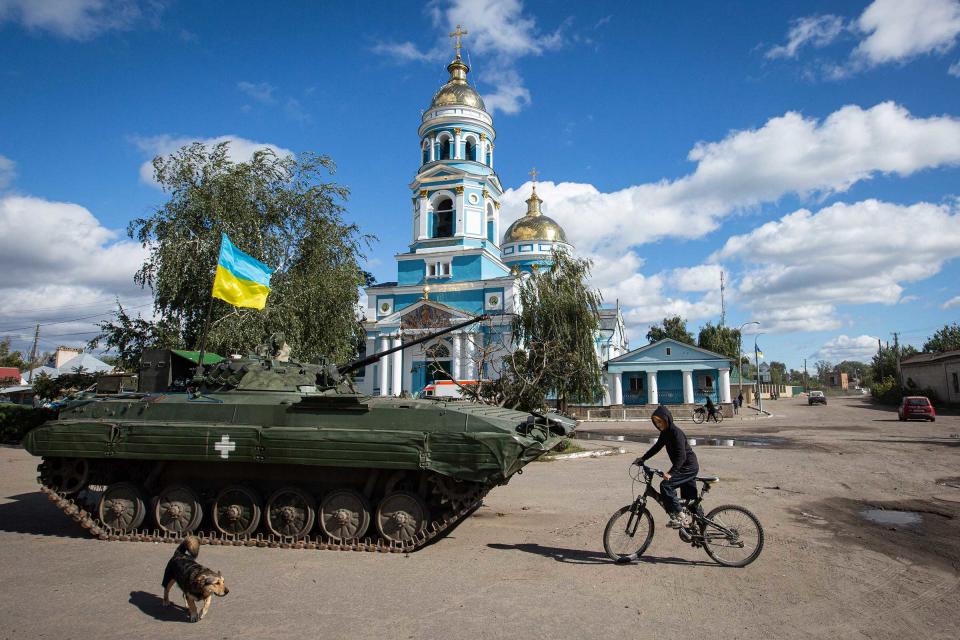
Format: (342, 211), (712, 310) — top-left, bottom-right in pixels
(870, 376), (941, 406)
(0, 405), (56, 444)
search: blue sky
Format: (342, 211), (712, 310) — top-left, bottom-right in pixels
(1, 0), (959, 370)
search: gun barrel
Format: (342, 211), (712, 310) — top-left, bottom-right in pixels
(338, 314), (489, 375)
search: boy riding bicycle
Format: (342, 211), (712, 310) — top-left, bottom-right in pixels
(637, 405), (699, 528)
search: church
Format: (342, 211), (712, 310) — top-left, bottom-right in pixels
(356, 30), (629, 399)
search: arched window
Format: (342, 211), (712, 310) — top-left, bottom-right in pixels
(421, 140), (429, 165)
(486, 203), (496, 243)
(439, 135), (451, 160)
(433, 198), (454, 238)
(465, 139), (475, 161)
(425, 342), (450, 359)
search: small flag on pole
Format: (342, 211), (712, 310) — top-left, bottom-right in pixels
(211, 233), (274, 310)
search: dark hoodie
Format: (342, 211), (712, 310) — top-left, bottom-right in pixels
(640, 405), (699, 475)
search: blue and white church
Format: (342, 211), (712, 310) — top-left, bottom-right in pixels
(357, 40), (628, 398)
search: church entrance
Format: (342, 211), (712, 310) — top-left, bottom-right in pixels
(412, 360), (452, 393)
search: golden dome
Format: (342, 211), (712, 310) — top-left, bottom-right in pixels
(430, 58), (487, 112)
(502, 189), (568, 244)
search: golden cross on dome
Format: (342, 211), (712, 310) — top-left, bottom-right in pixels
(529, 167), (539, 190)
(449, 24), (468, 59)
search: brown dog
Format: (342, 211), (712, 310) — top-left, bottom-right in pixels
(161, 536), (229, 622)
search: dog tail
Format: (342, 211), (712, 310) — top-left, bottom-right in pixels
(177, 535), (201, 558)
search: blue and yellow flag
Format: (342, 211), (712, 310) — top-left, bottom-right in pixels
(211, 233), (274, 310)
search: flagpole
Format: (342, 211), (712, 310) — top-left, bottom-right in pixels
(193, 233), (221, 381)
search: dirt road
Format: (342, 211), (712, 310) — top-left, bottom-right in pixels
(1, 396), (957, 639)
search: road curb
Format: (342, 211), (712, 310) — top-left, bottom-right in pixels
(546, 447), (627, 460)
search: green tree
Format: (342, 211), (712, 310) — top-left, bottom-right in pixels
(697, 322), (740, 362)
(647, 316), (694, 345)
(488, 250), (604, 411)
(768, 361), (787, 385)
(91, 142), (371, 365)
(923, 323), (960, 353)
(815, 360), (834, 383)
(0, 337), (25, 370)
(871, 343), (917, 382)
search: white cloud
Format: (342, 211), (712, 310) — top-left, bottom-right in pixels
(501, 102), (960, 255)
(767, 14), (846, 59)
(0, 154), (15, 189)
(853, 0), (960, 67)
(669, 264), (724, 293)
(950, 59), (960, 75)
(373, 0), (566, 115)
(715, 199), (960, 332)
(132, 135), (295, 187)
(237, 81), (276, 104)
(0, 194), (151, 348)
(943, 295), (960, 309)
(813, 334), (881, 363)
(0, 0), (159, 40)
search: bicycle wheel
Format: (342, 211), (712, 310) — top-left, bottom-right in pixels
(603, 505), (654, 562)
(715, 411), (724, 423)
(701, 504), (764, 567)
(692, 409), (705, 424)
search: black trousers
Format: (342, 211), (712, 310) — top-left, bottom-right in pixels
(661, 469), (699, 514)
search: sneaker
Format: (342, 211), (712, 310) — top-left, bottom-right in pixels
(667, 513), (683, 528)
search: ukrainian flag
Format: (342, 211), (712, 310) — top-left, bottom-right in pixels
(211, 233), (274, 310)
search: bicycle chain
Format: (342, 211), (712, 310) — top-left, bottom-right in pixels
(37, 480), (485, 554)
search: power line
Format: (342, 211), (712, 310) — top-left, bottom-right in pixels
(0, 303), (151, 333)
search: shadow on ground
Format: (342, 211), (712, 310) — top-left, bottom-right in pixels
(486, 542), (722, 568)
(128, 590), (191, 623)
(0, 492), (86, 538)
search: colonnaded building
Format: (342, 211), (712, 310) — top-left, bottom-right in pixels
(357, 39), (733, 409)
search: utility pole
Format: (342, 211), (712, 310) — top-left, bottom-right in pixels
(754, 334), (764, 413)
(877, 338), (883, 381)
(803, 358), (808, 393)
(719, 271), (726, 327)
(891, 332), (902, 387)
(27, 324), (39, 384)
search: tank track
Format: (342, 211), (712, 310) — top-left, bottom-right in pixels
(36, 480), (485, 554)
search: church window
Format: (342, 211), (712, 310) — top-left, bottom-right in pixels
(629, 377), (644, 393)
(422, 141), (429, 165)
(433, 198), (454, 237)
(425, 342), (450, 359)
(465, 139), (476, 161)
(439, 135), (451, 160)
(704, 375), (713, 389)
(427, 259), (452, 279)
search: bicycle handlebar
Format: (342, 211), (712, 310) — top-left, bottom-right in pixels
(632, 459), (664, 477)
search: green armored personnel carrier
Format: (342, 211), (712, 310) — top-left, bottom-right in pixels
(22, 316), (575, 552)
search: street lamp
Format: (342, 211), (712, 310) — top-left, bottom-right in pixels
(754, 332), (765, 413)
(737, 321), (760, 402)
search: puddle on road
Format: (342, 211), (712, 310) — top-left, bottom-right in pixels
(860, 509), (923, 528)
(575, 431), (787, 448)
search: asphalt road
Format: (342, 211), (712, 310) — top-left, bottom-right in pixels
(1, 397), (958, 639)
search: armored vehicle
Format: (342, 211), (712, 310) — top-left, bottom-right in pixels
(22, 316), (575, 552)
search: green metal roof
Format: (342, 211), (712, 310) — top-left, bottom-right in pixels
(171, 350), (225, 365)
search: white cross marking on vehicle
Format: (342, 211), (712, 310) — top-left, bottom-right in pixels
(214, 434), (236, 459)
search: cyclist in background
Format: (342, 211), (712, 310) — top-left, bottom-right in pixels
(705, 396), (719, 423)
(637, 405), (700, 528)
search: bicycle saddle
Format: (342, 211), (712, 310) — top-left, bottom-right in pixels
(697, 476), (720, 483)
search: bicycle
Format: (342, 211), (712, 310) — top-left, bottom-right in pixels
(602, 462), (764, 567)
(692, 405), (723, 424)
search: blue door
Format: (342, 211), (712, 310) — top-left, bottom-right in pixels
(657, 370), (684, 404)
(412, 360), (452, 394)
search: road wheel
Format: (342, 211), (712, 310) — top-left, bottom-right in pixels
(41, 457), (89, 496)
(376, 491), (428, 544)
(98, 482), (147, 532)
(212, 485), (261, 536)
(265, 486), (316, 538)
(319, 489), (371, 540)
(153, 484), (203, 534)
(603, 504), (654, 562)
(701, 504), (764, 567)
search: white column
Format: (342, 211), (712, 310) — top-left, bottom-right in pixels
(454, 130), (462, 159)
(682, 370), (695, 404)
(465, 334), (476, 379)
(647, 371), (659, 405)
(418, 193), (429, 240)
(391, 336), (402, 396)
(429, 137), (436, 162)
(378, 336), (390, 396)
(454, 188), (465, 237)
(489, 144), (494, 169)
(602, 375), (612, 405)
(451, 333), (462, 380)
(719, 368), (732, 403)
(613, 372), (624, 405)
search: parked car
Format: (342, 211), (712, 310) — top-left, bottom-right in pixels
(898, 396), (936, 422)
(808, 390), (827, 405)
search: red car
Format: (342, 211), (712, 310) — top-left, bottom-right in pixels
(898, 396), (936, 422)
